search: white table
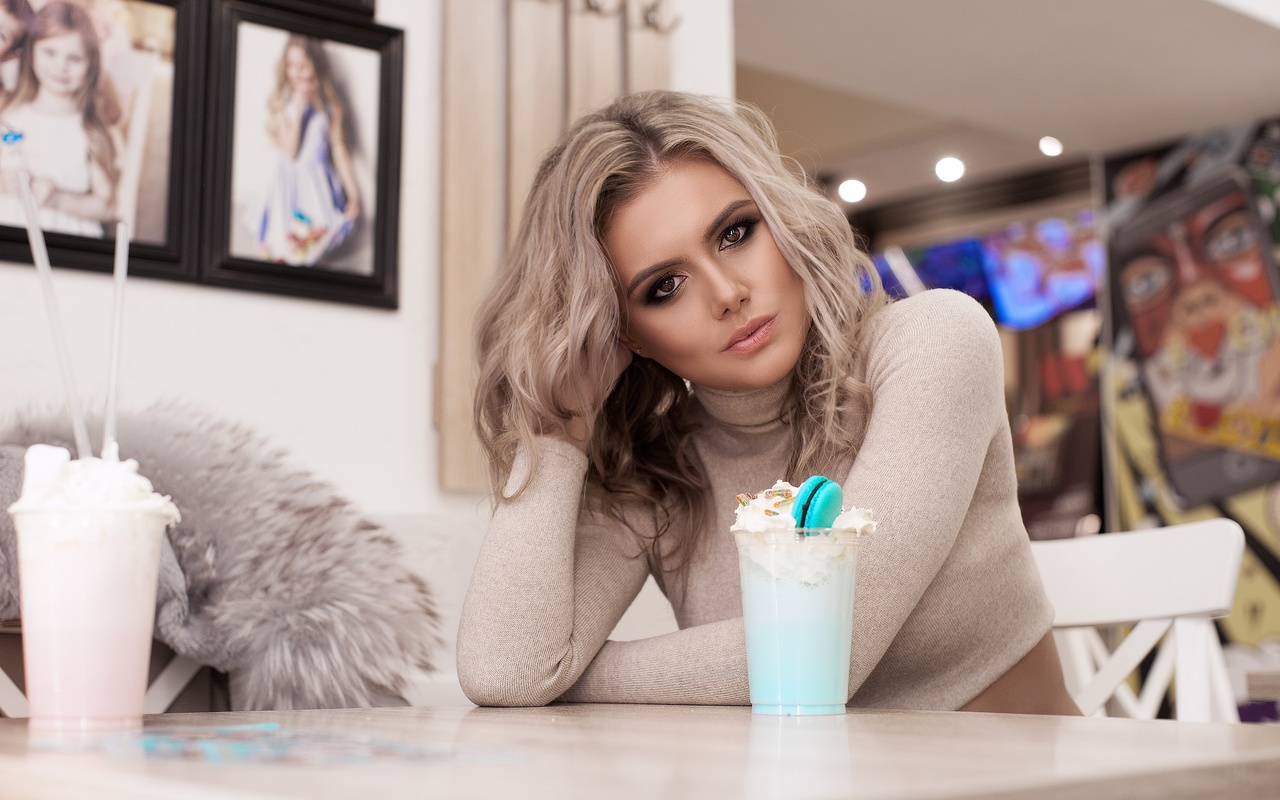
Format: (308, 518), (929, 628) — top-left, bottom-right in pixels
(1, 704), (1279, 799)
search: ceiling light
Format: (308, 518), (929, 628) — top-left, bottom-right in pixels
(837, 179), (867, 203)
(935, 157), (965, 183)
(1039, 136), (1064, 157)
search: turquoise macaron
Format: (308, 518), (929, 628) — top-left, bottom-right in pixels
(792, 475), (843, 530)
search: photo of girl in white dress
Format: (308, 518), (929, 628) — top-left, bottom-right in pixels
(229, 22), (380, 275)
(0, 1), (118, 237)
(255, 35), (360, 266)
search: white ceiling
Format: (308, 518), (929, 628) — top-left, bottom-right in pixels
(734, 0), (1280, 205)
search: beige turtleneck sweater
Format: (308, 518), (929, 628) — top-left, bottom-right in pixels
(456, 289), (1054, 709)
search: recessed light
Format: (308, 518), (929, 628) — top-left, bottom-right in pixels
(935, 157), (965, 183)
(1039, 136), (1064, 157)
(838, 179), (867, 203)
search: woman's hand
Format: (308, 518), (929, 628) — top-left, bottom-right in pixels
(556, 340), (633, 453)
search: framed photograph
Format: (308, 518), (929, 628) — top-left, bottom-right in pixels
(0, 0), (203, 280)
(203, 0), (402, 307)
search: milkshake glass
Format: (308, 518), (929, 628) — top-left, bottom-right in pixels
(8, 445), (179, 735)
(734, 528), (861, 715)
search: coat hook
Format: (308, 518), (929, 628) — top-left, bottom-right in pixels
(642, 0), (680, 34)
(585, 0), (623, 15)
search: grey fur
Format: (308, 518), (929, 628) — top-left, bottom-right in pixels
(0, 404), (440, 711)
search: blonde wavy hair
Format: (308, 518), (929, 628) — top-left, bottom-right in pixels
(474, 91), (887, 573)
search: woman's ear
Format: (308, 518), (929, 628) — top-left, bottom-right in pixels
(619, 337), (643, 357)
(617, 329), (641, 356)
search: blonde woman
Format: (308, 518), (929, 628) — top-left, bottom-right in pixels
(459, 91), (1079, 715)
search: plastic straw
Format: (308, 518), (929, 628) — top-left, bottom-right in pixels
(102, 221), (129, 462)
(16, 168), (92, 459)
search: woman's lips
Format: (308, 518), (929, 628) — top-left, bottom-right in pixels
(724, 316), (776, 353)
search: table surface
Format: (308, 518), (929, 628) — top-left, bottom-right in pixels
(2, 704), (1280, 799)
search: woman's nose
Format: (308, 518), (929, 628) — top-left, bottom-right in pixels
(707, 263), (749, 318)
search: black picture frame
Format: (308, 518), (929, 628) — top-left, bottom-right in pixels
(203, 0), (402, 308)
(0, 0), (203, 282)
(243, 0), (376, 19)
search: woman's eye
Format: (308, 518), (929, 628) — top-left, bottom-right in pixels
(648, 274), (685, 302)
(719, 218), (757, 250)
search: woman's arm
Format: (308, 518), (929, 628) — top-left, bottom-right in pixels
(327, 105), (361, 221)
(455, 436), (652, 706)
(838, 290), (1012, 692)
(559, 620), (750, 704)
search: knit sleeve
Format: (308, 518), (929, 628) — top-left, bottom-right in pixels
(842, 289), (1010, 695)
(455, 436), (652, 706)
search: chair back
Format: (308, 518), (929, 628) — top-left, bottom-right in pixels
(1031, 519), (1244, 722)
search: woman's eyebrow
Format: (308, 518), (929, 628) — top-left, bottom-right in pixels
(703, 199), (753, 243)
(627, 258), (683, 298)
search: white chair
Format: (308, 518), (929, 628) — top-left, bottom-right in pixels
(1031, 519), (1244, 722)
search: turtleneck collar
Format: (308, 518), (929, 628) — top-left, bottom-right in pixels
(692, 374), (791, 428)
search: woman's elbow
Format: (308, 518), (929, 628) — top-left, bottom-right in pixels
(455, 639), (564, 706)
(457, 664), (560, 707)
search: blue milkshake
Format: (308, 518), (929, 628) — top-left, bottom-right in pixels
(736, 529), (859, 715)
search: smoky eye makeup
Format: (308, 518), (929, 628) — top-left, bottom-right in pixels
(643, 272), (687, 305)
(719, 214), (761, 250)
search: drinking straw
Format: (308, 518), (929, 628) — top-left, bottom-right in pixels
(102, 221), (130, 462)
(15, 167), (92, 459)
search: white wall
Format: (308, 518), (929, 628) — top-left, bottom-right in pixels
(0, 0), (735, 704)
(670, 0), (735, 100)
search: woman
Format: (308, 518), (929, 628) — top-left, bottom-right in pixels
(458, 90), (1079, 714)
(256, 34), (360, 266)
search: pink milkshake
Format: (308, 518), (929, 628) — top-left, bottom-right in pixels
(7, 444), (179, 734)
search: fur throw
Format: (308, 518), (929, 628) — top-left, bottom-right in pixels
(0, 404), (440, 711)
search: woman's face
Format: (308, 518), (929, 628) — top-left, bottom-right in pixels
(33, 31), (88, 97)
(604, 158), (810, 392)
(285, 45), (317, 99)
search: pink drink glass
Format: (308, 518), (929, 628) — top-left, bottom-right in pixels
(11, 507), (167, 734)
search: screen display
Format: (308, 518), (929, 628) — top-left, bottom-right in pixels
(872, 238), (991, 301)
(980, 209), (1105, 330)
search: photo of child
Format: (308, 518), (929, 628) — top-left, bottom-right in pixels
(229, 21), (379, 274)
(0, 0), (175, 242)
(256, 35), (360, 266)
(0, 1), (116, 236)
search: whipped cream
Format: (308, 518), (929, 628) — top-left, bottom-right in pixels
(731, 480), (801, 532)
(8, 444), (181, 525)
(832, 506), (876, 536)
(731, 478), (875, 584)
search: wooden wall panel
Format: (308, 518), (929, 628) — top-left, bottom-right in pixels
(566, 0), (625, 125)
(625, 0), (672, 93)
(508, 0), (567, 241)
(439, 0), (505, 492)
